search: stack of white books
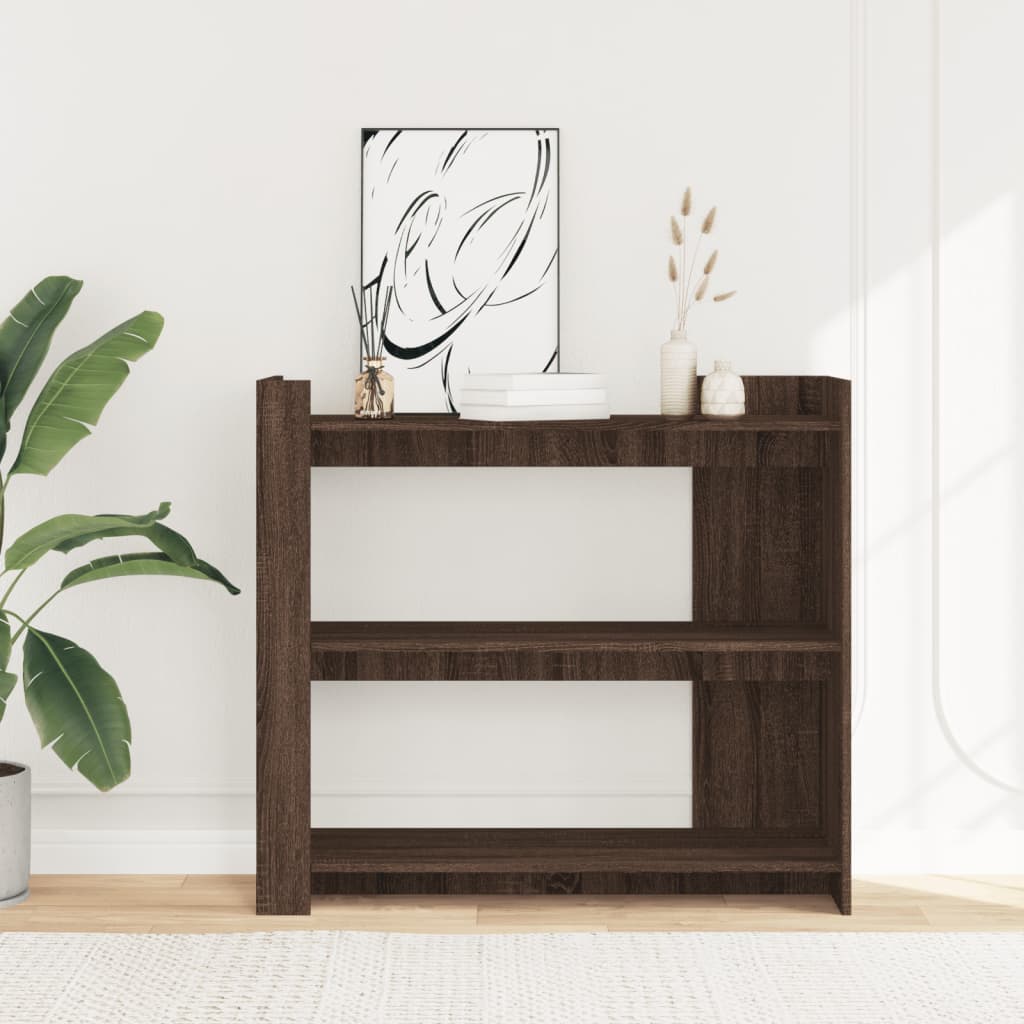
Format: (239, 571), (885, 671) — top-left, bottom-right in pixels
(458, 373), (609, 421)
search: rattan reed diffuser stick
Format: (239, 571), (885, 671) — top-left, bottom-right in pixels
(351, 284), (394, 363)
(350, 286), (371, 364)
(350, 283), (396, 419)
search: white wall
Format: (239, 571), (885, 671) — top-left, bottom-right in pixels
(0, 0), (1017, 875)
(856, 0), (1024, 872)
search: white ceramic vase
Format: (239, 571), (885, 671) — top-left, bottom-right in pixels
(660, 331), (698, 416)
(0, 762), (30, 908)
(701, 360), (746, 418)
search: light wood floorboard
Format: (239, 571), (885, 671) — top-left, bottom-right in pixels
(1, 876), (1023, 933)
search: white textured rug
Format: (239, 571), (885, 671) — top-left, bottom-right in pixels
(1, 930), (1022, 1023)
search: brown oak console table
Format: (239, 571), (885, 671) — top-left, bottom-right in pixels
(256, 375), (850, 914)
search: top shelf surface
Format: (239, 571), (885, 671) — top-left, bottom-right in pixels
(295, 375), (849, 467)
(310, 414), (842, 468)
(313, 413), (840, 432)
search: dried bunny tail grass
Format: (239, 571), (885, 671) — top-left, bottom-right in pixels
(713, 290), (737, 302)
(670, 216), (683, 245)
(704, 249), (719, 274)
(669, 255), (679, 282)
(682, 187), (692, 216)
(694, 275), (710, 301)
(701, 206), (717, 233)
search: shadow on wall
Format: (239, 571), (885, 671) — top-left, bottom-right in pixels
(849, 0), (1024, 835)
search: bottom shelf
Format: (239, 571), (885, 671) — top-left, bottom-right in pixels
(310, 828), (839, 875)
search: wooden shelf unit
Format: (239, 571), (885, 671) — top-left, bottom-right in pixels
(257, 375), (851, 914)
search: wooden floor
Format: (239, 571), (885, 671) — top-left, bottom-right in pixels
(1, 876), (1023, 932)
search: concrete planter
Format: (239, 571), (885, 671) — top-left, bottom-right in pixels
(0, 762), (30, 907)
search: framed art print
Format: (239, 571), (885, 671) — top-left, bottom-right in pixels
(361, 129), (559, 412)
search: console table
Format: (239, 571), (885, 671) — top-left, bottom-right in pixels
(256, 375), (850, 914)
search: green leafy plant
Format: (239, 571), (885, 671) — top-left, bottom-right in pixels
(0, 277), (238, 791)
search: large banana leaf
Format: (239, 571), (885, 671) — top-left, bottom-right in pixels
(0, 613), (10, 667)
(61, 552), (240, 594)
(0, 277), (82, 419)
(5, 503), (174, 570)
(23, 628), (130, 791)
(10, 310), (163, 477)
(54, 520), (195, 565)
(0, 615), (14, 724)
(0, 670), (14, 724)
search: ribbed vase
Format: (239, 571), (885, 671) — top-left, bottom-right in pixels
(660, 331), (698, 416)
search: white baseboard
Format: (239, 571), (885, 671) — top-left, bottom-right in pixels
(32, 826), (1024, 876)
(31, 830), (256, 874)
(853, 829), (1024, 874)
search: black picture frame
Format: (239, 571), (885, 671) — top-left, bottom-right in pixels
(360, 128), (561, 413)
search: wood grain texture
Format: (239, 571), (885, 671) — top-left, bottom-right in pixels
(310, 828), (836, 874)
(692, 681), (824, 832)
(256, 378), (311, 915)
(728, 376), (827, 416)
(311, 376), (835, 472)
(310, 623), (838, 681)
(311, 412), (837, 468)
(6, 876), (1024, 932)
(702, 652), (834, 682)
(255, 374), (851, 914)
(693, 469), (824, 625)
(826, 378), (852, 914)
(689, 378), (848, 910)
(310, 872), (835, 897)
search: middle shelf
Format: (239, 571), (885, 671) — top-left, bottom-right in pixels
(311, 622), (839, 681)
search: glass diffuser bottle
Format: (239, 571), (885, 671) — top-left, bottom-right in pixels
(354, 357), (394, 419)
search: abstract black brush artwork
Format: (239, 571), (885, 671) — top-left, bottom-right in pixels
(361, 129), (559, 412)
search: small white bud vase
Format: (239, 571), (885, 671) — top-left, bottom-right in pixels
(660, 330), (698, 416)
(701, 360), (745, 418)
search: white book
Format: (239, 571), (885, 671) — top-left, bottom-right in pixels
(460, 387), (607, 407)
(461, 372), (605, 391)
(459, 403), (611, 422)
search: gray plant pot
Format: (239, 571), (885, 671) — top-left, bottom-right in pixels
(0, 762), (30, 907)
